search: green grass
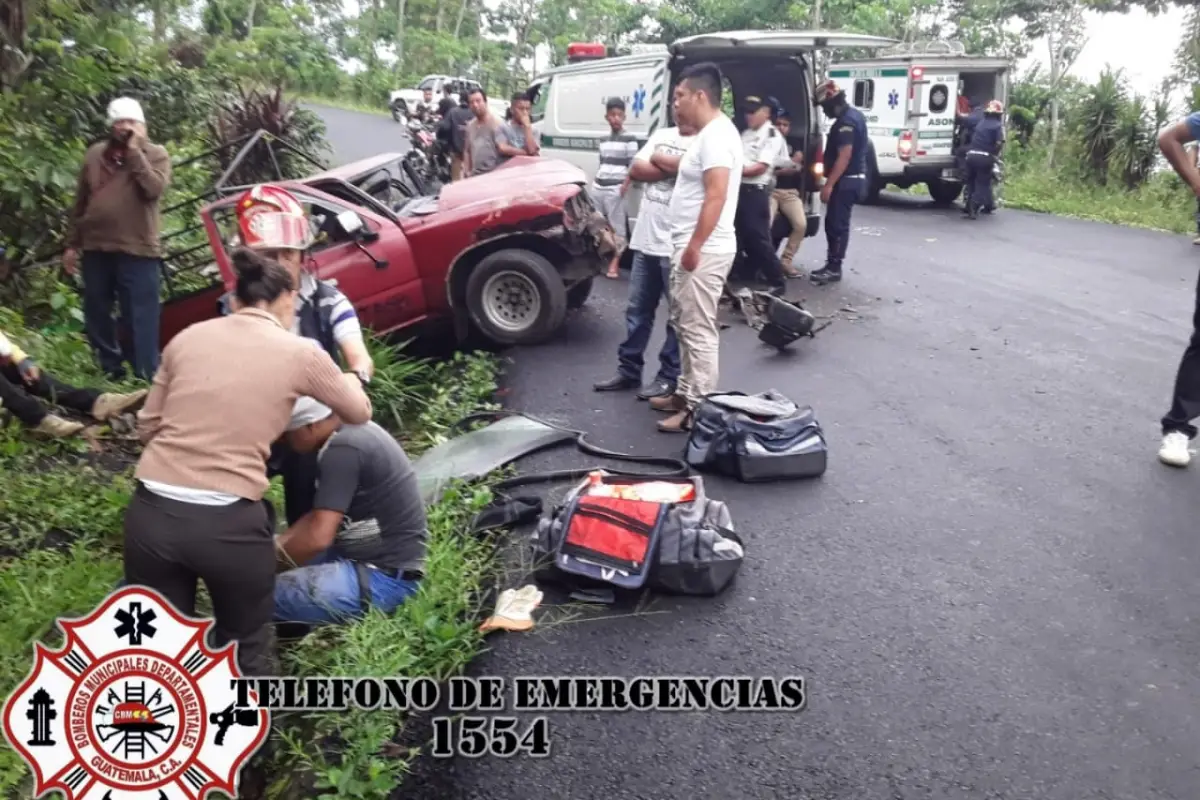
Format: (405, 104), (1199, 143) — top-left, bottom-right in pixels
(0, 292), (504, 798)
(1001, 166), (1197, 234)
(299, 93), (393, 118)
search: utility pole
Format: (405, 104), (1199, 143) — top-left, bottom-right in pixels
(813, 0), (822, 29)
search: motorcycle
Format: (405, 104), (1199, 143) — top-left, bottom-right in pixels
(402, 117), (452, 194)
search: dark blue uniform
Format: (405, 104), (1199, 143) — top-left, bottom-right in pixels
(964, 116), (1004, 215)
(822, 105), (868, 274)
(955, 107), (984, 172)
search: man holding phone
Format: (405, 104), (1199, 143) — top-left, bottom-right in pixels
(63, 97), (172, 382)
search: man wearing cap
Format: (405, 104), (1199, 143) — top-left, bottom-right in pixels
(811, 80), (869, 286)
(228, 183), (374, 527)
(273, 397), (427, 624)
(732, 95), (790, 294)
(63, 97), (172, 381)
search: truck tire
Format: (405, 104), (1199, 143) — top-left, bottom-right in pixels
(566, 277), (593, 309)
(927, 179), (963, 206)
(466, 249), (568, 346)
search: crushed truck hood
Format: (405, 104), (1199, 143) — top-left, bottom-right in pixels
(437, 157), (587, 212)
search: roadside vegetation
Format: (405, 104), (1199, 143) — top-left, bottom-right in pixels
(999, 64), (1200, 234)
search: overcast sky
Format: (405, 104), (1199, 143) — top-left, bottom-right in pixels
(1024, 5), (1189, 98)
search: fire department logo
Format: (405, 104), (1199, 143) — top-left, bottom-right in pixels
(2, 586), (269, 799)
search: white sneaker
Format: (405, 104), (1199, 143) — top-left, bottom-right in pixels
(1158, 431), (1192, 468)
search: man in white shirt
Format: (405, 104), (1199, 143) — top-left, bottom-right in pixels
(593, 122), (696, 400)
(732, 95), (790, 294)
(648, 62), (743, 434)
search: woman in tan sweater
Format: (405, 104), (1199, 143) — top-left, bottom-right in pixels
(123, 248), (372, 676)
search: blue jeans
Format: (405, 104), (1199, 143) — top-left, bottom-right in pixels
(274, 550), (421, 625)
(82, 251), (162, 380)
(617, 251), (680, 384)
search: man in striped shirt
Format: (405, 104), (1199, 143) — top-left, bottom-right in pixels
(594, 97), (639, 279)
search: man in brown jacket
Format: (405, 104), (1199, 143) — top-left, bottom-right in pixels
(63, 97), (172, 381)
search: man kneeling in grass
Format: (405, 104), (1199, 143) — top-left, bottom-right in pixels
(274, 397), (427, 623)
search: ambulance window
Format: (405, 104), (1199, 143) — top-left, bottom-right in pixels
(853, 79), (875, 110)
(529, 79), (550, 123)
(929, 84), (950, 114)
(417, 77), (438, 91)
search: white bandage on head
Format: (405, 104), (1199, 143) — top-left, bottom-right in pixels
(107, 97), (146, 126)
(287, 396), (334, 431)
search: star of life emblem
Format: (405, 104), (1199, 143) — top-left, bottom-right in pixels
(2, 586), (270, 800)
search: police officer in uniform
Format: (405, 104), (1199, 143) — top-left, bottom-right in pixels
(225, 184), (375, 525)
(729, 96), (789, 293)
(963, 100), (1006, 219)
(811, 80), (868, 286)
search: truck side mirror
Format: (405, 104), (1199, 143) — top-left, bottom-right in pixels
(335, 210), (365, 238)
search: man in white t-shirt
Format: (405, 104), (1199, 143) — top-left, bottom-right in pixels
(593, 122), (696, 401)
(648, 62), (743, 434)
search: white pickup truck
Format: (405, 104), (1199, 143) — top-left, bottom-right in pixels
(389, 74), (508, 121)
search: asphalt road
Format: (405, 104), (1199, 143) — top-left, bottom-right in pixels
(315, 104), (1200, 800)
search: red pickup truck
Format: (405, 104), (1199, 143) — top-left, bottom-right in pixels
(159, 153), (615, 347)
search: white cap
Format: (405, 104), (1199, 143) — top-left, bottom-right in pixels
(106, 97), (145, 126)
(287, 397), (334, 431)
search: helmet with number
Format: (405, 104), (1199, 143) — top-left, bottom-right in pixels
(985, 99), (1004, 115)
(235, 184), (313, 251)
(813, 79), (844, 105)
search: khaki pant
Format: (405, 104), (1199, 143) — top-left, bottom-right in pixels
(450, 152), (464, 182)
(769, 188), (806, 265)
(669, 249), (735, 410)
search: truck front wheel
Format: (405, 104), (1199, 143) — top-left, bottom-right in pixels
(466, 249), (568, 345)
(927, 179), (963, 206)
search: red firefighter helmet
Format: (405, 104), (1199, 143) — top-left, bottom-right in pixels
(234, 184), (313, 251)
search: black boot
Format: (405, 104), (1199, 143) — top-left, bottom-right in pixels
(593, 375), (640, 392)
(809, 265), (842, 286)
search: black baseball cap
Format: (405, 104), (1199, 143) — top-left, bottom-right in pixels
(742, 95), (783, 117)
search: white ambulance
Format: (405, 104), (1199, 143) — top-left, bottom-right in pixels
(524, 31), (897, 248)
(826, 41), (1010, 205)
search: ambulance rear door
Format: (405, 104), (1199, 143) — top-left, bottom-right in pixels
(911, 65), (959, 165)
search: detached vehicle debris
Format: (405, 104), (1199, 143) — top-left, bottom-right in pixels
(159, 142), (616, 347)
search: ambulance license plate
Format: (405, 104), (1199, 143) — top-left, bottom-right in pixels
(942, 168), (959, 179)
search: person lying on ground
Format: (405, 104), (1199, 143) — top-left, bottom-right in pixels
(273, 396), (428, 626)
(122, 248), (372, 677)
(0, 327), (147, 438)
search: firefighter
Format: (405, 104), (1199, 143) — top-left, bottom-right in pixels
(963, 100), (1006, 219)
(227, 184), (374, 525)
(811, 79), (868, 286)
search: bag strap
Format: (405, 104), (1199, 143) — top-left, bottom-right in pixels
(571, 504), (657, 536)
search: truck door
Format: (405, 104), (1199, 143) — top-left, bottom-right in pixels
(292, 184), (424, 335)
(912, 66), (959, 161)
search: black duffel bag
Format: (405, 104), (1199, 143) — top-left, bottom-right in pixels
(685, 391), (827, 482)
